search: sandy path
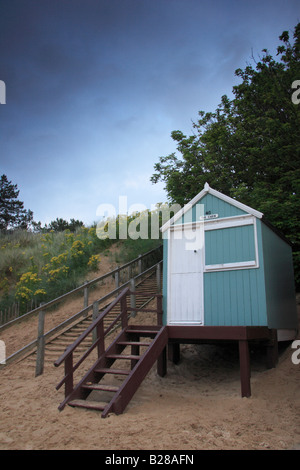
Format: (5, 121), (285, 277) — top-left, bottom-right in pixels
(0, 250), (299, 450)
(1, 313), (299, 450)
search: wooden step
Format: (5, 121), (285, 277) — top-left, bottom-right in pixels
(82, 383), (119, 392)
(94, 367), (130, 375)
(61, 332), (88, 338)
(46, 348), (87, 356)
(117, 341), (151, 347)
(106, 354), (140, 360)
(68, 399), (107, 411)
(127, 329), (158, 336)
(46, 342), (90, 350)
(47, 340), (70, 346)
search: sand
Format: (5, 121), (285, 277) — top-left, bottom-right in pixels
(0, 251), (299, 450)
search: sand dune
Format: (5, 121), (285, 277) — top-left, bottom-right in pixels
(0, 252), (299, 450)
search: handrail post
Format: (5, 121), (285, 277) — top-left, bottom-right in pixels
(130, 278), (136, 317)
(121, 293), (128, 329)
(156, 262), (161, 293)
(138, 255), (142, 274)
(96, 318), (105, 358)
(92, 301), (99, 343)
(157, 295), (163, 326)
(65, 353), (74, 398)
(35, 304), (45, 377)
(83, 282), (89, 311)
(115, 267), (119, 289)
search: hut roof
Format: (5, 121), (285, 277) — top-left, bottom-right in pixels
(161, 183), (264, 233)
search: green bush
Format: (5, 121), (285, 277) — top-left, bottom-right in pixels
(0, 226), (115, 314)
(0, 210), (164, 315)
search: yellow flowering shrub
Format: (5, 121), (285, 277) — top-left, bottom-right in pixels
(34, 289), (47, 296)
(1, 225), (107, 314)
(46, 266), (69, 283)
(71, 239), (85, 254)
(88, 254), (101, 270)
(0, 276), (9, 294)
(15, 271), (43, 303)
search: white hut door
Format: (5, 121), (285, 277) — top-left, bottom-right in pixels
(168, 226), (204, 325)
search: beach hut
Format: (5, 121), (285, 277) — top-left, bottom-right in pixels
(54, 183), (298, 413)
(161, 183), (297, 395)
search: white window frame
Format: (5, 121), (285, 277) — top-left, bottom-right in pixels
(203, 215), (259, 272)
(167, 214), (260, 272)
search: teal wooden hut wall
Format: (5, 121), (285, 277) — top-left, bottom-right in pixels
(161, 183), (297, 341)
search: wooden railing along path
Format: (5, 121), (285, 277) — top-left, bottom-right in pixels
(0, 245), (162, 371)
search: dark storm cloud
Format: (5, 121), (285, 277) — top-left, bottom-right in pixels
(0, 0), (299, 224)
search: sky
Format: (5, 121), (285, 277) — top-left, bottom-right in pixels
(0, 0), (299, 227)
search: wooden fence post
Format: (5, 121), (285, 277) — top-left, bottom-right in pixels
(92, 301), (99, 343)
(35, 305), (45, 377)
(96, 318), (105, 358)
(130, 278), (136, 317)
(83, 282), (89, 311)
(121, 294), (128, 329)
(115, 267), (119, 289)
(156, 262), (161, 293)
(157, 294), (163, 326)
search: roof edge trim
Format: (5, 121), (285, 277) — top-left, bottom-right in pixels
(161, 183), (263, 232)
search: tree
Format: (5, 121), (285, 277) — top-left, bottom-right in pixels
(48, 218), (84, 232)
(151, 23), (300, 287)
(68, 218), (84, 232)
(0, 174), (33, 230)
(48, 218), (70, 232)
(32, 217), (85, 232)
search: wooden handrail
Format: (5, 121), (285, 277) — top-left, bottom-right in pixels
(54, 287), (130, 368)
(0, 244), (162, 332)
(55, 282), (163, 406)
(2, 259), (163, 369)
(55, 287), (130, 395)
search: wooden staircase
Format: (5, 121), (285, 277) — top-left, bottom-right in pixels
(66, 325), (167, 417)
(54, 285), (168, 417)
(27, 273), (159, 367)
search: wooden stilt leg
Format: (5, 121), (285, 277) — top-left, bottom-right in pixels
(157, 346), (167, 377)
(168, 342), (180, 364)
(239, 340), (251, 398)
(266, 329), (278, 369)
